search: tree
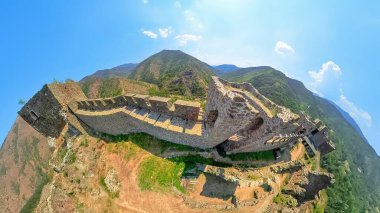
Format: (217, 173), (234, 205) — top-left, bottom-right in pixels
(18, 99), (26, 105)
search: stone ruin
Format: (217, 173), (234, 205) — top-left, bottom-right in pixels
(18, 76), (334, 155)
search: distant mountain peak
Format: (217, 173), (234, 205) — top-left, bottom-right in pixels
(212, 64), (241, 75)
(129, 49), (215, 97)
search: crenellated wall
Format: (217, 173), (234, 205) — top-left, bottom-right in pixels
(73, 106), (210, 148)
(19, 76), (334, 155)
(76, 94), (200, 121)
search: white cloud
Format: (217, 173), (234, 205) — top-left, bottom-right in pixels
(184, 10), (204, 29)
(274, 41), (295, 55)
(309, 61), (341, 83)
(142, 30), (158, 39)
(339, 89), (372, 127)
(184, 10), (195, 21)
(175, 34), (202, 46)
(174, 1), (182, 8)
(142, 0), (148, 4)
(158, 27), (172, 38)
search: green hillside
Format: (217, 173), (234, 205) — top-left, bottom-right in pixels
(129, 50), (215, 98)
(222, 68), (380, 212)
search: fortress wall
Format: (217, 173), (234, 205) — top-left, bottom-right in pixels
(47, 82), (87, 106)
(75, 94), (201, 121)
(204, 77), (261, 146)
(73, 107), (211, 148)
(224, 118), (304, 153)
(173, 100), (200, 121)
(218, 78), (276, 110)
(219, 77), (300, 123)
(124, 94), (137, 106)
(113, 96), (125, 107)
(18, 82), (87, 138)
(148, 96), (173, 114)
(132, 95), (151, 109)
(212, 76), (308, 153)
(18, 85), (67, 138)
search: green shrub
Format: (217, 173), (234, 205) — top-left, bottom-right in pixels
(11, 181), (20, 195)
(58, 147), (68, 161)
(227, 150), (275, 161)
(66, 152), (77, 165)
(273, 193), (298, 208)
(80, 138), (89, 147)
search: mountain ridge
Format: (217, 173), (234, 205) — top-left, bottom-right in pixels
(327, 99), (369, 144)
(212, 64), (240, 75)
(80, 63), (138, 82)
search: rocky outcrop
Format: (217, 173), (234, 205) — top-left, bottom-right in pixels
(282, 170), (334, 203)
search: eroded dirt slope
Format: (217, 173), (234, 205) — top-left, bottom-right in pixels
(0, 116), (53, 212)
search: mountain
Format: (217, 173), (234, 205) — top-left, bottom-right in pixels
(80, 78), (157, 99)
(222, 67), (380, 212)
(129, 50), (215, 98)
(212, 64), (240, 75)
(80, 63), (138, 82)
(221, 66), (273, 81)
(328, 100), (369, 144)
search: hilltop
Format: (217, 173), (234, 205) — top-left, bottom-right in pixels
(129, 50), (215, 98)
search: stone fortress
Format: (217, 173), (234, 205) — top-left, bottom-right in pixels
(19, 76), (334, 156)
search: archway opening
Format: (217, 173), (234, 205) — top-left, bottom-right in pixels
(239, 117), (264, 137)
(248, 117), (264, 131)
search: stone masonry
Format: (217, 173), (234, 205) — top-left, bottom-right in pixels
(19, 76), (334, 155)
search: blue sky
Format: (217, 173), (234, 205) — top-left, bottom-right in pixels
(0, 0), (379, 155)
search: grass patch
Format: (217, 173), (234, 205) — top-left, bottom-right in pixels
(227, 150), (275, 161)
(312, 189), (327, 213)
(169, 155), (230, 168)
(304, 154), (317, 171)
(58, 147), (68, 161)
(20, 166), (50, 213)
(273, 193), (298, 208)
(80, 138), (89, 147)
(0, 164), (6, 176)
(138, 156), (185, 192)
(313, 203), (325, 213)
(66, 152), (77, 165)
(247, 174), (260, 181)
(19, 137), (47, 176)
(11, 181), (20, 195)
(101, 132), (201, 154)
